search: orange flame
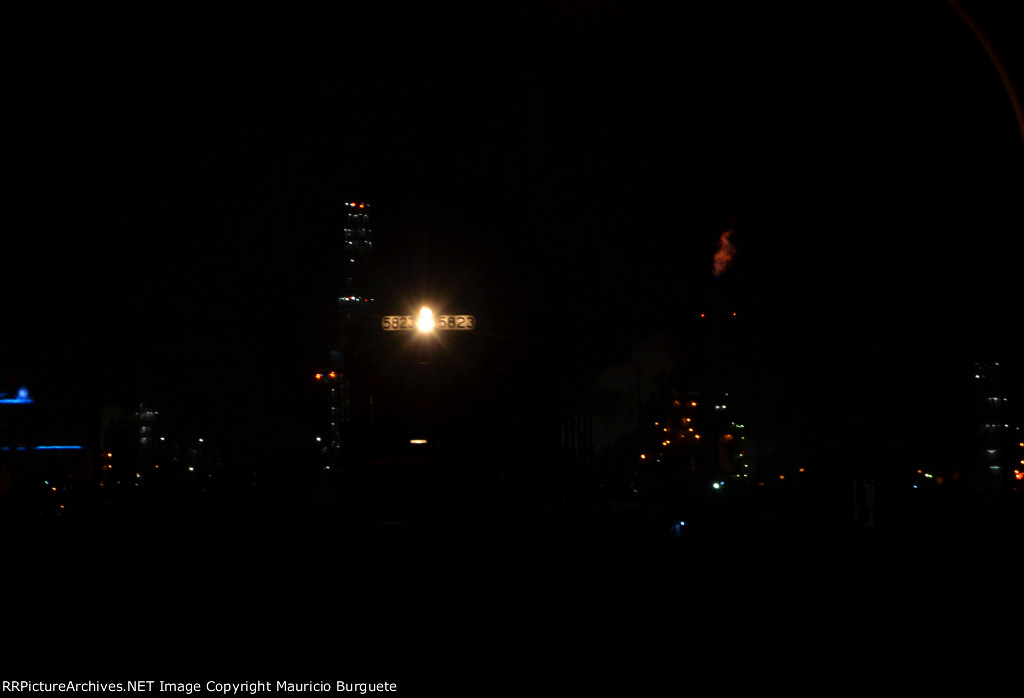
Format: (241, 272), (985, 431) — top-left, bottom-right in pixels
(712, 229), (736, 277)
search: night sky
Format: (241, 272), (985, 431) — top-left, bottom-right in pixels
(5, 0), (1024, 684)
(3, 1), (1022, 465)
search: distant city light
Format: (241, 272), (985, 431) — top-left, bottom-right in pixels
(0, 387), (33, 404)
(410, 439), (428, 444)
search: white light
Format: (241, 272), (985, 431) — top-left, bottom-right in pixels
(316, 437), (322, 442)
(410, 439), (428, 444)
(416, 307), (434, 332)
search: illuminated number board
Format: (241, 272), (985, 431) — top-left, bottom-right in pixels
(381, 316), (416, 330)
(436, 315), (476, 330)
(381, 315), (476, 330)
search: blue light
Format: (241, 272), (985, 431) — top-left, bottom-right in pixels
(0, 387), (33, 404)
(35, 445), (83, 451)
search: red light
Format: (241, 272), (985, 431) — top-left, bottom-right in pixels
(315, 373), (322, 380)
(700, 313), (705, 318)
(1016, 470), (1024, 481)
(328, 372), (336, 379)
(732, 312), (737, 316)
(359, 204), (364, 208)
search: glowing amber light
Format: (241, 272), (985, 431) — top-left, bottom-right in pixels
(315, 373), (322, 380)
(1015, 470), (1024, 481)
(328, 371), (336, 379)
(640, 454), (646, 460)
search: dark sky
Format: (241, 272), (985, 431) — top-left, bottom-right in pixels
(3, 1), (1022, 460)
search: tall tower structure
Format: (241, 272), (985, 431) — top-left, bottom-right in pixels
(313, 201), (375, 469)
(340, 201), (374, 306)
